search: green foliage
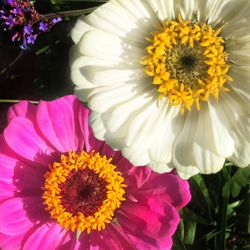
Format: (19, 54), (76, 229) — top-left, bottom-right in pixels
(173, 165), (250, 250)
(223, 167), (250, 198)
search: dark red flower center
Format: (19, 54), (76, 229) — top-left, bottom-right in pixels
(59, 169), (108, 217)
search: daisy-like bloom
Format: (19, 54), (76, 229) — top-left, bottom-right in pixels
(0, 95), (191, 250)
(70, 0), (250, 178)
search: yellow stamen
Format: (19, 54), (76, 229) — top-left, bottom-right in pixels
(141, 15), (232, 112)
(42, 150), (126, 233)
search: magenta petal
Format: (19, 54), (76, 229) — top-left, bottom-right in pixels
(0, 232), (25, 250)
(136, 173), (191, 208)
(7, 101), (36, 122)
(118, 199), (179, 246)
(36, 95), (85, 153)
(23, 223), (67, 250)
(127, 233), (173, 250)
(4, 117), (55, 166)
(0, 198), (33, 235)
(125, 166), (152, 191)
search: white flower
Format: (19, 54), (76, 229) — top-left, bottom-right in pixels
(70, 0), (250, 178)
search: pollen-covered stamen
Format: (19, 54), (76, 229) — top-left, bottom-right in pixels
(42, 150), (126, 233)
(141, 15), (232, 113)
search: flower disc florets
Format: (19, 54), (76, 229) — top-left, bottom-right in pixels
(141, 16), (232, 113)
(42, 150), (126, 234)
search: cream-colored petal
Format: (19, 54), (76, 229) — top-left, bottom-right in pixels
(71, 16), (96, 44)
(217, 92), (250, 167)
(173, 111), (198, 169)
(148, 161), (173, 174)
(149, 105), (184, 165)
(105, 85), (156, 133)
(192, 143), (225, 174)
(83, 1), (155, 43)
(88, 81), (152, 112)
(146, 0), (175, 21)
(208, 0), (249, 26)
(194, 101), (234, 157)
(77, 30), (145, 62)
(229, 66), (250, 104)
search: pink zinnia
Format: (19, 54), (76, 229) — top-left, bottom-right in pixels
(0, 95), (191, 250)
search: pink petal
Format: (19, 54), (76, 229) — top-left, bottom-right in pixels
(0, 232), (25, 250)
(135, 173), (191, 209)
(117, 198), (179, 246)
(105, 224), (135, 250)
(127, 233), (173, 250)
(125, 166), (152, 191)
(77, 224), (133, 250)
(56, 232), (79, 250)
(7, 101), (36, 122)
(4, 117), (56, 166)
(36, 95), (85, 153)
(0, 198), (33, 235)
(23, 223), (67, 250)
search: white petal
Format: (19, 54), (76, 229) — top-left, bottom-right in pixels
(115, 0), (162, 31)
(173, 111), (199, 169)
(177, 166), (200, 179)
(148, 161), (173, 174)
(229, 66), (250, 103)
(208, 0), (249, 26)
(105, 85), (156, 133)
(71, 16), (95, 44)
(149, 105), (184, 164)
(192, 143), (225, 174)
(88, 81), (152, 112)
(122, 146), (150, 166)
(84, 1), (153, 43)
(194, 101), (234, 157)
(124, 99), (160, 148)
(146, 0), (175, 21)
(217, 92), (250, 167)
(89, 111), (106, 141)
(78, 30), (145, 62)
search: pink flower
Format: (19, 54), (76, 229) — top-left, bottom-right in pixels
(0, 95), (191, 250)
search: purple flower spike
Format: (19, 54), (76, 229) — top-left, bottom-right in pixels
(0, 0), (63, 49)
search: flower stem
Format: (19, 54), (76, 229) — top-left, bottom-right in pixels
(215, 165), (231, 250)
(0, 99), (38, 104)
(0, 51), (24, 76)
(44, 7), (97, 19)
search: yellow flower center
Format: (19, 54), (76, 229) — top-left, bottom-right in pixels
(42, 150), (126, 234)
(141, 16), (232, 113)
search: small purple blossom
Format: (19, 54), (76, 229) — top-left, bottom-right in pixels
(26, 34), (37, 44)
(5, 15), (15, 27)
(38, 21), (48, 32)
(23, 23), (33, 34)
(52, 17), (62, 24)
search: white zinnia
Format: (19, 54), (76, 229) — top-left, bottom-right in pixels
(70, 0), (250, 178)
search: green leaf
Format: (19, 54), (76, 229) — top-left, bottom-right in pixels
(184, 220), (197, 245)
(223, 167), (250, 198)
